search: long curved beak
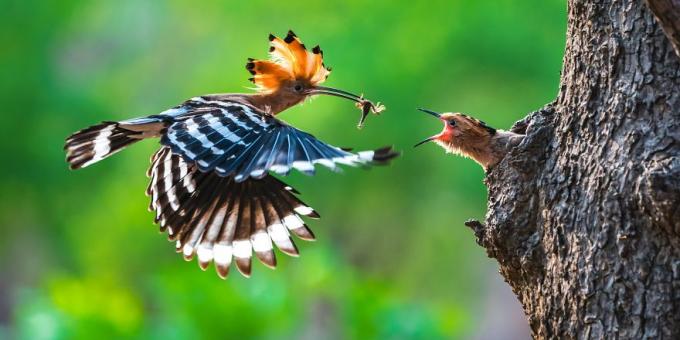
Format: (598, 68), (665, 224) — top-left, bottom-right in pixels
(307, 86), (365, 103)
(307, 86), (384, 128)
(414, 108), (443, 148)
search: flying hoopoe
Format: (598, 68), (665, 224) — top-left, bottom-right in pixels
(414, 108), (523, 171)
(64, 31), (398, 279)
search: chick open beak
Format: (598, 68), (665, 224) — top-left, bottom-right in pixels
(417, 108), (442, 119)
(414, 108), (443, 148)
(414, 136), (437, 148)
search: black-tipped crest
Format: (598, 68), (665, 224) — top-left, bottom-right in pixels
(252, 31), (331, 92)
(284, 31), (296, 43)
(246, 60), (256, 75)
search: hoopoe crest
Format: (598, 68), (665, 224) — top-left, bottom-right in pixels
(247, 32), (331, 93)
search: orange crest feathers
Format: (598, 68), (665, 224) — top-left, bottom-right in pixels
(246, 31), (331, 93)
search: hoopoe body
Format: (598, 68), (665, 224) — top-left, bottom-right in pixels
(415, 109), (524, 171)
(64, 31), (397, 279)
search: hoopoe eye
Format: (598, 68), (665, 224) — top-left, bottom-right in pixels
(293, 84), (304, 93)
(447, 120), (457, 127)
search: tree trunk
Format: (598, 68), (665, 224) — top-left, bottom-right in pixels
(466, 0), (680, 338)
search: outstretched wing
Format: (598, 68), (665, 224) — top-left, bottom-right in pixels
(161, 98), (398, 182)
(147, 147), (320, 278)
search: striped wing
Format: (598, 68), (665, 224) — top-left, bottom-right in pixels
(148, 147), (319, 278)
(161, 99), (397, 182)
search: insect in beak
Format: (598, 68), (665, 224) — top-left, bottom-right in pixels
(414, 108), (443, 148)
(307, 86), (385, 129)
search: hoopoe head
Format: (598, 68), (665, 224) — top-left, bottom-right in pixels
(246, 30), (383, 124)
(414, 108), (497, 159)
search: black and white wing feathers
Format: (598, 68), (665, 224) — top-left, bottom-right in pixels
(161, 98), (398, 182)
(147, 147), (319, 278)
(67, 96), (399, 279)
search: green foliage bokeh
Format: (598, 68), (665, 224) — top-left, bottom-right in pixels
(0, 0), (565, 338)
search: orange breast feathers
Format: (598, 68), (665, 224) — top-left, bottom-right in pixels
(246, 31), (331, 93)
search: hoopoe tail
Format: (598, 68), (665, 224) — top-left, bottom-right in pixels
(65, 119), (164, 170)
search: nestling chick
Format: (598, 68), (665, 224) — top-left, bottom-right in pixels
(414, 108), (524, 171)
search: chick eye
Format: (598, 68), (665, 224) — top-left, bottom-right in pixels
(293, 84), (304, 93)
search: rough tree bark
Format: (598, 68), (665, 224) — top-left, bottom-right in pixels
(465, 0), (680, 338)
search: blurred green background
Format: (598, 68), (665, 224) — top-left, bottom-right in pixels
(0, 0), (566, 339)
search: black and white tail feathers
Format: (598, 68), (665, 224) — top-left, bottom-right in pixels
(65, 122), (138, 169)
(64, 118), (167, 170)
(147, 147), (320, 278)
